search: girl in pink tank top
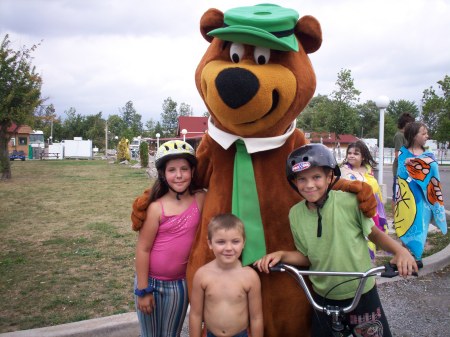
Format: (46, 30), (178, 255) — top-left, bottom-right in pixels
(132, 140), (205, 337)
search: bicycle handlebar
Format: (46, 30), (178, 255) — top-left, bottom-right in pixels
(269, 261), (423, 315)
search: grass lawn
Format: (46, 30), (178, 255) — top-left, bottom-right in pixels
(0, 160), (151, 333)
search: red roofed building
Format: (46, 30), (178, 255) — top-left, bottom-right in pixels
(176, 116), (208, 140)
(304, 131), (361, 162)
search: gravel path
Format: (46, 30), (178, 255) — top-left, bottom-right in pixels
(378, 265), (450, 337)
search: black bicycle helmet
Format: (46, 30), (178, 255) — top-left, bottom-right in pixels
(286, 143), (340, 184)
(286, 143), (341, 238)
(155, 140), (197, 170)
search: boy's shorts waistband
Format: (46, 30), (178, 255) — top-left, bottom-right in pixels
(207, 329), (248, 337)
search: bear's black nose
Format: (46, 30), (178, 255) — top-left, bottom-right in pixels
(215, 68), (259, 109)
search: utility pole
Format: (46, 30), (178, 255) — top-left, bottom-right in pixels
(105, 121), (108, 157)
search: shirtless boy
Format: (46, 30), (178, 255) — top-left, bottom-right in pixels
(189, 214), (263, 337)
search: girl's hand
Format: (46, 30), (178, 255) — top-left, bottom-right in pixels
(405, 158), (416, 166)
(253, 252), (283, 274)
(137, 293), (156, 315)
(390, 247), (418, 277)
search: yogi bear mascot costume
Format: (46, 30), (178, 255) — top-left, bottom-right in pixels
(132, 4), (376, 336)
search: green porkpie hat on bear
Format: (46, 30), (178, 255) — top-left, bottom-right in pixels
(208, 3), (300, 52)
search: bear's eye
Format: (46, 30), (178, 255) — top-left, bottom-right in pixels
(254, 46), (270, 65)
(229, 43), (245, 63)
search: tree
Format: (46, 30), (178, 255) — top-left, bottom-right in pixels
(139, 141), (149, 168)
(356, 100), (379, 139)
(161, 97), (178, 137)
(85, 112), (105, 149)
(296, 95), (332, 132)
(0, 34), (43, 180)
(120, 101), (143, 140)
(179, 102), (193, 117)
(421, 75), (449, 145)
(386, 99), (419, 121)
(327, 69), (360, 142)
(61, 107), (86, 141)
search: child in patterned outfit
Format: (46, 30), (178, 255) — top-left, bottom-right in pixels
(132, 140), (205, 337)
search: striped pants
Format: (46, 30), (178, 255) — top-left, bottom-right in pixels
(135, 277), (188, 337)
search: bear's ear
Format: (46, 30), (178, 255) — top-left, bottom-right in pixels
(200, 8), (224, 43)
(295, 15), (322, 54)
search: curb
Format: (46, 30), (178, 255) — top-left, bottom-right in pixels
(2, 243), (449, 337)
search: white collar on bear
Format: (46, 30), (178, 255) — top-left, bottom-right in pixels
(207, 117), (296, 154)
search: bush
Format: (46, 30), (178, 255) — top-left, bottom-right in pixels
(140, 141), (149, 168)
(117, 138), (130, 162)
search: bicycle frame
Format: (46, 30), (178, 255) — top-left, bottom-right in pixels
(270, 262), (422, 335)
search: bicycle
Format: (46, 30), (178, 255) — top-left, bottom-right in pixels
(269, 261), (423, 337)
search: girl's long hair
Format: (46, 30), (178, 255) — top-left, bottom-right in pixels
(405, 121), (427, 151)
(343, 140), (377, 169)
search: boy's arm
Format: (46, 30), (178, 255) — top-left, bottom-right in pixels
(368, 227), (418, 276)
(247, 269), (264, 337)
(254, 250), (310, 274)
(189, 270), (205, 337)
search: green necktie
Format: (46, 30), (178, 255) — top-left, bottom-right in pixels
(232, 140), (266, 265)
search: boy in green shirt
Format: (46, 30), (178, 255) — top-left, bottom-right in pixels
(255, 143), (417, 337)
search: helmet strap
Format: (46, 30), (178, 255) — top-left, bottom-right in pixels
(305, 174), (339, 238)
(167, 184), (188, 200)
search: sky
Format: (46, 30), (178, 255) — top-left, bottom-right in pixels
(1, 0), (449, 125)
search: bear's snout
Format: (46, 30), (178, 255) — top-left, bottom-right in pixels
(215, 68), (259, 109)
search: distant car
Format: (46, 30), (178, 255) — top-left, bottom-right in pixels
(9, 150), (26, 161)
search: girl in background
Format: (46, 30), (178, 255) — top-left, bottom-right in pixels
(341, 140), (388, 260)
(131, 140), (205, 337)
(395, 122), (447, 260)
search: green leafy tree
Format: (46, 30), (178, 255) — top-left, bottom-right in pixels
(85, 112), (105, 149)
(421, 75), (449, 145)
(0, 34), (43, 180)
(161, 97), (178, 137)
(356, 100), (380, 139)
(107, 114), (126, 149)
(179, 102), (193, 117)
(144, 118), (156, 137)
(296, 95), (332, 132)
(386, 99), (419, 121)
(328, 69), (360, 142)
(120, 100), (143, 140)
(61, 107), (87, 140)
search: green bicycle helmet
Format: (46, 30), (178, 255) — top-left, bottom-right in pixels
(155, 140), (197, 170)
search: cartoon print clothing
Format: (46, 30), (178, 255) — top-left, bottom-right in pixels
(341, 164), (388, 260)
(289, 190), (375, 299)
(311, 286), (392, 337)
(394, 146), (447, 259)
(341, 164), (388, 233)
(149, 199), (201, 280)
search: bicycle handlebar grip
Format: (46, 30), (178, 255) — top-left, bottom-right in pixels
(269, 263), (285, 272)
(381, 261), (423, 278)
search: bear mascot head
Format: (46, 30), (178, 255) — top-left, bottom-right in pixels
(132, 4), (376, 336)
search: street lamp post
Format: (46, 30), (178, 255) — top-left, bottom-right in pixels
(375, 95), (390, 185)
(156, 133), (160, 148)
(181, 129), (187, 142)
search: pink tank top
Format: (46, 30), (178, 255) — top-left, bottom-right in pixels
(148, 198), (200, 280)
